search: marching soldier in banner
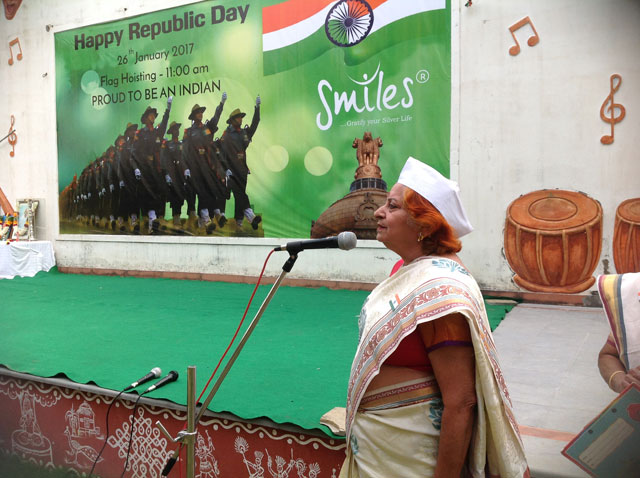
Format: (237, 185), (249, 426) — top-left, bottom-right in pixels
(160, 121), (190, 229)
(88, 159), (101, 227)
(90, 157), (100, 227)
(115, 124), (139, 233)
(67, 174), (78, 221)
(76, 164), (90, 223)
(102, 145), (118, 231)
(219, 95), (262, 231)
(182, 92), (228, 234)
(131, 96), (173, 234)
(94, 153), (107, 228)
(80, 160), (93, 226)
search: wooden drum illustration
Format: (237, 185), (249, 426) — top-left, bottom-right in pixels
(504, 190), (602, 293)
(613, 198), (640, 273)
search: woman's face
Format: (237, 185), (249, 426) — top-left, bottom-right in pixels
(375, 183), (422, 259)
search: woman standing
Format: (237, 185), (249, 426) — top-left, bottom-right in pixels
(341, 157), (529, 478)
(596, 272), (640, 393)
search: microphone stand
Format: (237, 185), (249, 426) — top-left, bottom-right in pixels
(157, 253), (299, 477)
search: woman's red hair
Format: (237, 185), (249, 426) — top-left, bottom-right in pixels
(403, 187), (461, 255)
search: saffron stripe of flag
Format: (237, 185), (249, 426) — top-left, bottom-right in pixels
(263, 1), (336, 52)
(263, 0), (336, 36)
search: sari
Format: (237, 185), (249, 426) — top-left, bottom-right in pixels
(340, 257), (529, 478)
(597, 273), (640, 370)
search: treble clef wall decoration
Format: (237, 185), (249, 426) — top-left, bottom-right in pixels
(7, 115), (17, 157)
(600, 74), (626, 145)
(1, 115), (18, 157)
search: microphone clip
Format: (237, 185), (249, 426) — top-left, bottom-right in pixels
(156, 421), (197, 444)
(283, 252), (299, 272)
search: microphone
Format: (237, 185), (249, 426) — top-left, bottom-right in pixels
(274, 231), (357, 254)
(144, 371), (179, 393)
(124, 367), (162, 391)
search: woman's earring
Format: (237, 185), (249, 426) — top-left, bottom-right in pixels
(417, 232), (424, 242)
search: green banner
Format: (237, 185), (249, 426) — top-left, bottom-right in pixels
(56, 0), (451, 238)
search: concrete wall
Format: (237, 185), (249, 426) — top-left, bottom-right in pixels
(457, 0), (640, 291)
(1, 0), (638, 290)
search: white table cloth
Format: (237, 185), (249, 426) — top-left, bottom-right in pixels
(0, 241), (56, 279)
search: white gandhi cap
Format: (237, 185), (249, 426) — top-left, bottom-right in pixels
(397, 157), (473, 238)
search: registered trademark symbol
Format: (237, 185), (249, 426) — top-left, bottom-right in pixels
(416, 69), (430, 83)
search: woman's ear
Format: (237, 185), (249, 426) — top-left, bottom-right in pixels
(419, 225), (433, 237)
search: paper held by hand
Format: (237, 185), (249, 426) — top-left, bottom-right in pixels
(320, 407), (346, 436)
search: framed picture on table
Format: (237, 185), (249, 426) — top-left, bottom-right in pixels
(13, 198), (38, 240)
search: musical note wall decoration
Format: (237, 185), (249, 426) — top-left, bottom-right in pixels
(508, 16), (540, 56)
(7, 115), (17, 157)
(8, 37), (23, 65)
(600, 74), (625, 145)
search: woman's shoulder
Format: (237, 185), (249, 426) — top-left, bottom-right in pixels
(436, 253), (465, 268)
(428, 254), (473, 278)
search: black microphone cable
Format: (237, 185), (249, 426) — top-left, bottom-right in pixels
(120, 392), (146, 478)
(88, 368), (161, 478)
(88, 389), (125, 478)
(122, 372), (179, 477)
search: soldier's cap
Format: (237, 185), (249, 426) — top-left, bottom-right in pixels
(168, 121), (182, 133)
(189, 104), (206, 120)
(124, 122), (138, 133)
(226, 108), (246, 124)
(141, 106), (158, 123)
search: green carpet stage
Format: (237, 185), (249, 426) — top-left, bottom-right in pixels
(0, 268), (514, 477)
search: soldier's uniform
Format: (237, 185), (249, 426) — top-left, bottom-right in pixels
(131, 105), (171, 233)
(77, 165), (90, 222)
(102, 146), (118, 230)
(219, 103), (261, 229)
(182, 101), (228, 232)
(115, 125), (139, 232)
(160, 121), (191, 226)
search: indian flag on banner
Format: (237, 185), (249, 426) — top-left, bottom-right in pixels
(262, 0), (447, 76)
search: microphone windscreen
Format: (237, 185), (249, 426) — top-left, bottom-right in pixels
(337, 231), (357, 250)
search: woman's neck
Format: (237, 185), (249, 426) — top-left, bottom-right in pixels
(401, 251), (429, 265)
(401, 251), (463, 268)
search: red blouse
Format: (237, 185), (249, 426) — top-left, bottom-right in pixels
(385, 314), (473, 370)
(385, 259), (472, 370)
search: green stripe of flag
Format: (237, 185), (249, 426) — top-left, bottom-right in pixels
(342, 9), (450, 67)
(263, 28), (336, 76)
(263, 8), (449, 76)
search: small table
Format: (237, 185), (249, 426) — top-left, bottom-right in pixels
(0, 241), (56, 279)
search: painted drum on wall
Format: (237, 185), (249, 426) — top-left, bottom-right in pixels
(613, 198), (640, 273)
(504, 190), (602, 293)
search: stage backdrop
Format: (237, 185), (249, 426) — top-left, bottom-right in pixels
(55, 0), (451, 238)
